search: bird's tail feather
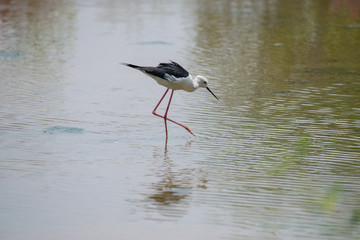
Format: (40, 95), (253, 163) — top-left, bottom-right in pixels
(121, 63), (141, 69)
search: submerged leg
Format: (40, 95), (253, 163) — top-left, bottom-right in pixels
(152, 89), (195, 136)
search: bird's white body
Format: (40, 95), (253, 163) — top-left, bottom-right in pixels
(145, 73), (206, 92)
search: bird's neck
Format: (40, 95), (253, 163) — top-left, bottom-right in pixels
(192, 76), (201, 90)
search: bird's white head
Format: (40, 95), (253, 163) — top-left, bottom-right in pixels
(194, 75), (209, 88)
(194, 75), (219, 100)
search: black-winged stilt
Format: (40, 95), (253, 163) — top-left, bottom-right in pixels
(122, 61), (219, 136)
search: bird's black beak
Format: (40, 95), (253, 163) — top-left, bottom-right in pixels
(206, 86), (219, 100)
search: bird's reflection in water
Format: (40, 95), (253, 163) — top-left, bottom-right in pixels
(147, 140), (207, 218)
(148, 182), (190, 204)
(150, 140), (191, 205)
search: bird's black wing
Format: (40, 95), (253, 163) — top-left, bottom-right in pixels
(122, 61), (189, 80)
(157, 61), (189, 78)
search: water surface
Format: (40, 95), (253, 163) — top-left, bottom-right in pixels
(0, 0), (359, 239)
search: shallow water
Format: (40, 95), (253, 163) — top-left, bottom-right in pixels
(1, 0), (359, 239)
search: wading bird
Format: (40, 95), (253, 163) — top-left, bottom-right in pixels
(122, 61), (219, 136)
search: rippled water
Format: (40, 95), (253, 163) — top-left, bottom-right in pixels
(1, 0), (359, 239)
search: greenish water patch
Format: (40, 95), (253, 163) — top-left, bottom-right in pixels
(0, 51), (26, 58)
(267, 134), (312, 175)
(342, 25), (360, 28)
(43, 126), (85, 134)
(321, 184), (342, 213)
(164, 188), (192, 195)
(349, 209), (360, 228)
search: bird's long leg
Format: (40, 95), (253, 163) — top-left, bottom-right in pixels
(152, 89), (170, 116)
(163, 89), (174, 136)
(152, 89), (195, 136)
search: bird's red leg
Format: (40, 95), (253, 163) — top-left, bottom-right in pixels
(163, 89), (174, 136)
(152, 89), (195, 136)
(152, 89), (170, 116)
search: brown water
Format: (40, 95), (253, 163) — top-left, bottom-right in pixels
(1, 0), (359, 239)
